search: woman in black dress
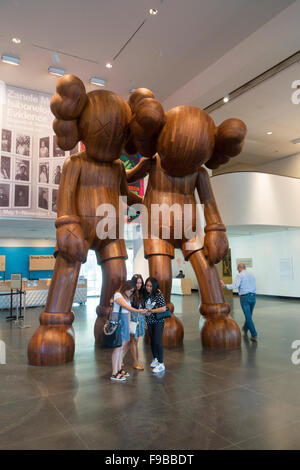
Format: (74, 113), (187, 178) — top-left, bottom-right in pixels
(144, 277), (167, 373)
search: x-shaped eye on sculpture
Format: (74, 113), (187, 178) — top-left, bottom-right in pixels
(92, 119), (127, 140)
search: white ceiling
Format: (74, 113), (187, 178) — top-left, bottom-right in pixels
(0, 0), (296, 101)
(209, 62), (300, 168)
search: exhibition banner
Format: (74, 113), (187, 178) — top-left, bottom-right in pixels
(0, 82), (143, 220)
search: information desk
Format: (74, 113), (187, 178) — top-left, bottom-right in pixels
(0, 278), (87, 309)
(171, 278), (192, 295)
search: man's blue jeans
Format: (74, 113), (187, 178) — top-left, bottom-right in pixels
(240, 293), (257, 338)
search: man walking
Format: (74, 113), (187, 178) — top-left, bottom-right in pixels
(220, 263), (258, 342)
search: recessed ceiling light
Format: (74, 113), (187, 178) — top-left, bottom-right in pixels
(1, 54), (20, 65)
(106, 62), (112, 69)
(90, 77), (106, 87)
(48, 66), (65, 76)
(12, 37), (21, 44)
(149, 8), (158, 15)
(223, 95), (229, 103)
(266, 131), (273, 135)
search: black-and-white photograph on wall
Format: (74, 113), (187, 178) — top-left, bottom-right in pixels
(0, 156), (11, 180)
(39, 137), (50, 158)
(0, 183), (10, 207)
(53, 135), (65, 158)
(1, 129), (12, 153)
(39, 163), (49, 184)
(38, 187), (49, 210)
(14, 184), (29, 208)
(52, 188), (58, 213)
(52, 163), (62, 185)
(15, 158), (30, 182)
(15, 134), (31, 157)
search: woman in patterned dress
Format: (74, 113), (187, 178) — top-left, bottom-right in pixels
(144, 277), (167, 374)
(130, 274), (146, 370)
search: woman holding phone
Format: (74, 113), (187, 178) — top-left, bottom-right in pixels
(111, 280), (147, 382)
(144, 277), (167, 373)
(130, 274), (146, 370)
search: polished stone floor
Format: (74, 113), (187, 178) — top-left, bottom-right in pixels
(0, 292), (300, 450)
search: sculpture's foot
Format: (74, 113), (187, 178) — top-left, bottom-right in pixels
(27, 312), (75, 366)
(162, 314), (184, 347)
(94, 307), (109, 345)
(200, 303), (241, 350)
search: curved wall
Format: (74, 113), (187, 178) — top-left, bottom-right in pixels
(211, 172), (300, 228)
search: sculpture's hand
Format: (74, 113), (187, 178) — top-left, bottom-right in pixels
(203, 231), (229, 265)
(57, 223), (87, 263)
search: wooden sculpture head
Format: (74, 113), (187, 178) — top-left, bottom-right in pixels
(127, 88), (247, 176)
(50, 74), (132, 162)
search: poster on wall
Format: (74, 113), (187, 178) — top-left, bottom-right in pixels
(0, 83), (144, 221)
(223, 249), (232, 277)
(0, 84), (76, 219)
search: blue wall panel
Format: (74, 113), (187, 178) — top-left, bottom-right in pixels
(0, 246), (55, 280)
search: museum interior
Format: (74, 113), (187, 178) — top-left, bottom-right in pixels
(0, 0), (300, 452)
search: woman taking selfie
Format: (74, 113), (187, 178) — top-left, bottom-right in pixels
(144, 277), (167, 373)
(130, 274), (146, 370)
(111, 280), (147, 382)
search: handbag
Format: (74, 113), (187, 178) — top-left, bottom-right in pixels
(130, 319), (138, 336)
(101, 305), (122, 348)
(156, 307), (171, 321)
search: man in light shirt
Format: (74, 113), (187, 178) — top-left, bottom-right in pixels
(220, 263), (258, 342)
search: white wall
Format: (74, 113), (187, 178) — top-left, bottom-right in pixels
(211, 172), (300, 227)
(229, 229), (300, 297)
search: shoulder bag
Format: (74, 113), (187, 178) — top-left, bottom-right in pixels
(101, 304), (122, 348)
(156, 307), (171, 321)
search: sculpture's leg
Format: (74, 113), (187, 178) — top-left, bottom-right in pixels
(28, 253), (81, 366)
(94, 256), (127, 344)
(148, 254), (184, 347)
(189, 249), (241, 350)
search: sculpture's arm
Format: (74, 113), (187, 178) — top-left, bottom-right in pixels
(55, 155), (87, 262)
(196, 167), (229, 265)
(126, 157), (152, 183)
(120, 162), (143, 206)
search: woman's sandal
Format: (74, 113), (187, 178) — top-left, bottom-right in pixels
(119, 369), (130, 377)
(133, 364), (144, 370)
(110, 373), (126, 382)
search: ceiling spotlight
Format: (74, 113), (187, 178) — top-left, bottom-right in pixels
(12, 37), (21, 44)
(266, 131), (273, 135)
(106, 62), (112, 69)
(149, 8), (158, 15)
(223, 95), (229, 103)
(1, 54), (20, 65)
(48, 66), (65, 76)
(90, 77), (106, 87)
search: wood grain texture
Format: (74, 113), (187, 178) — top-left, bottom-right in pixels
(28, 74), (140, 366)
(127, 91), (247, 350)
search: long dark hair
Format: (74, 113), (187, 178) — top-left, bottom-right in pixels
(131, 274), (145, 306)
(145, 277), (159, 296)
(118, 280), (135, 300)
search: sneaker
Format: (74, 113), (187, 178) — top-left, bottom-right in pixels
(153, 363), (165, 373)
(150, 358), (158, 368)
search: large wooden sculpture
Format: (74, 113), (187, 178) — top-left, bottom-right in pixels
(126, 89), (247, 350)
(28, 74), (141, 366)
